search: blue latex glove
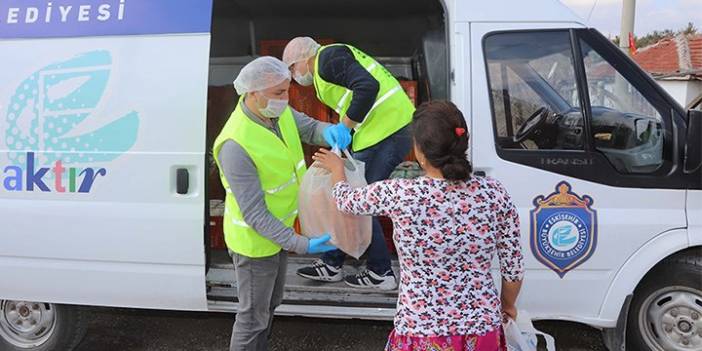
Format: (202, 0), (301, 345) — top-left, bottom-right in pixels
(323, 123), (352, 150)
(307, 233), (337, 254)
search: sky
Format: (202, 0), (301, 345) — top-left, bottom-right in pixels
(560, 0), (702, 38)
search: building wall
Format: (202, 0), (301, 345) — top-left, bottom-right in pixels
(657, 79), (702, 109)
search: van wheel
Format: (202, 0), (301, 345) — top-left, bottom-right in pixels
(0, 301), (86, 351)
(627, 253), (702, 351)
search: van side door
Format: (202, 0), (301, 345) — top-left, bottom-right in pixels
(0, 1), (213, 310)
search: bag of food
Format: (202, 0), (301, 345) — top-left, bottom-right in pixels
(504, 310), (556, 351)
(298, 149), (371, 258)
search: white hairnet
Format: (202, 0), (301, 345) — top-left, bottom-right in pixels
(282, 37), (321, 67)
(233, 56), (291, 95)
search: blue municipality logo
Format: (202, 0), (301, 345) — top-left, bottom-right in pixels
(530, 181), (598, 278)
(2, 50), (139, 193)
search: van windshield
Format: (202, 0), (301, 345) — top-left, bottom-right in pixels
(526, 55), (581, 111)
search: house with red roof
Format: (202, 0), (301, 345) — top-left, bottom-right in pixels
(633, 33), (702, 110)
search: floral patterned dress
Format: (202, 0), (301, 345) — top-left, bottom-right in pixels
(332, 176), (524, 351)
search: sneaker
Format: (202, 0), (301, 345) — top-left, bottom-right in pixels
(296, 259), (343, 282)
(344, 269), (398, 290)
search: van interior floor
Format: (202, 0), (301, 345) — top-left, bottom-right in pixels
(206, 250), (399, 317)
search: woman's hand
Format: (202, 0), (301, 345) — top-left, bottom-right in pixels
(313, 148), (347, 185)
(502, 304), (518, 323)
(313, 148), (345, 174)
(500, 278), (522, 323)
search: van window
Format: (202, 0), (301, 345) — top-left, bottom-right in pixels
(481, 29), (690, 189)
(580, 40), (664, 173)
(485, 31), (585, 151)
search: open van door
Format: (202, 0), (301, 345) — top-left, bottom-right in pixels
(469, 23), (692, 325)
(0, 0), (213, 311)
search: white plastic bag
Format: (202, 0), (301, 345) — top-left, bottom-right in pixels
(298, 149), (371, 259)
(504, 310), (556, 351)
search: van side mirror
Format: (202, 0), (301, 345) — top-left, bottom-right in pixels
(684, 109), (702, 174)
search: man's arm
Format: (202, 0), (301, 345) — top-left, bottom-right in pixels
(291, 108), (332, 146)
(318, 46), (380, 126)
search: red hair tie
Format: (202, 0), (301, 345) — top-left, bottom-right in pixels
(455, 128), (466, 137)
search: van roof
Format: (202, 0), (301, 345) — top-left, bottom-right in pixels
(451, 0), (585, 25)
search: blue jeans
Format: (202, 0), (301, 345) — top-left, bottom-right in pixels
(322, 126), (412, 274)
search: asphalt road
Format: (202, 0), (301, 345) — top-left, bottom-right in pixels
(75, 308), (608, 351)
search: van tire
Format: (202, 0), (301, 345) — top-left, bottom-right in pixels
(0, 302), (87, 351)
(627, 250), (702, 351)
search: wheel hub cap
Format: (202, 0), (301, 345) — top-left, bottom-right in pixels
(0, 300), (56, 348)
(639, 287), (702, 350)
(678, 320), (693, 334)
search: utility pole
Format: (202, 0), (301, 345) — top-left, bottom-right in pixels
(615, 0), (636, 109)
(619, 0), (636, 56)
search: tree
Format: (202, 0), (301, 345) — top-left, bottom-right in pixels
(680, 22), (698, 36)
(613, 22), (699, 48)
(636, 29), (675, 47)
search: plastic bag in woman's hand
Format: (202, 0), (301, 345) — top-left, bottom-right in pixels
(504, 310), (556, 351)
(298, 149), (371, 259)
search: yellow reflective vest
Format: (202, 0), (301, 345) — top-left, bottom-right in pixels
(212, 98), (307, 257)
(313, 44), (415, 151)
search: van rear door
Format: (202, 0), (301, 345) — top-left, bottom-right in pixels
(0, 0), (213, 311)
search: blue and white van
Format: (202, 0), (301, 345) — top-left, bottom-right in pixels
(1, 1), (700, 350)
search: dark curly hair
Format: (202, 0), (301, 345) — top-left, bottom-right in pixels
(411, 101), (472, 181)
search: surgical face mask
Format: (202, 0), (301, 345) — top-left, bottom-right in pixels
(293, 62), (314, 86)
(258, 94), (289, 118)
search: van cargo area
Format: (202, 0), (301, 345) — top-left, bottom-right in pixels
(204, 0), (448, 317)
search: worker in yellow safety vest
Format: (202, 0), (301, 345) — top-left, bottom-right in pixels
(213, 56), (337, 351)
(283, 37), (415, 290)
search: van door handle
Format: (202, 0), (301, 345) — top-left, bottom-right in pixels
(176, 168), (190, 195)
(474, 170), (487, 177)
(594, 133), (613, 141)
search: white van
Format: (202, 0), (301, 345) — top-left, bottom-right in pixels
(1, 0), (700, 350)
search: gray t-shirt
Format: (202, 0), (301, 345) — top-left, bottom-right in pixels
(218, 100), (331, 255)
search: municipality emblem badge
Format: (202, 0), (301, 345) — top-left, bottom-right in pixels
(530, 181), (597, 278)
